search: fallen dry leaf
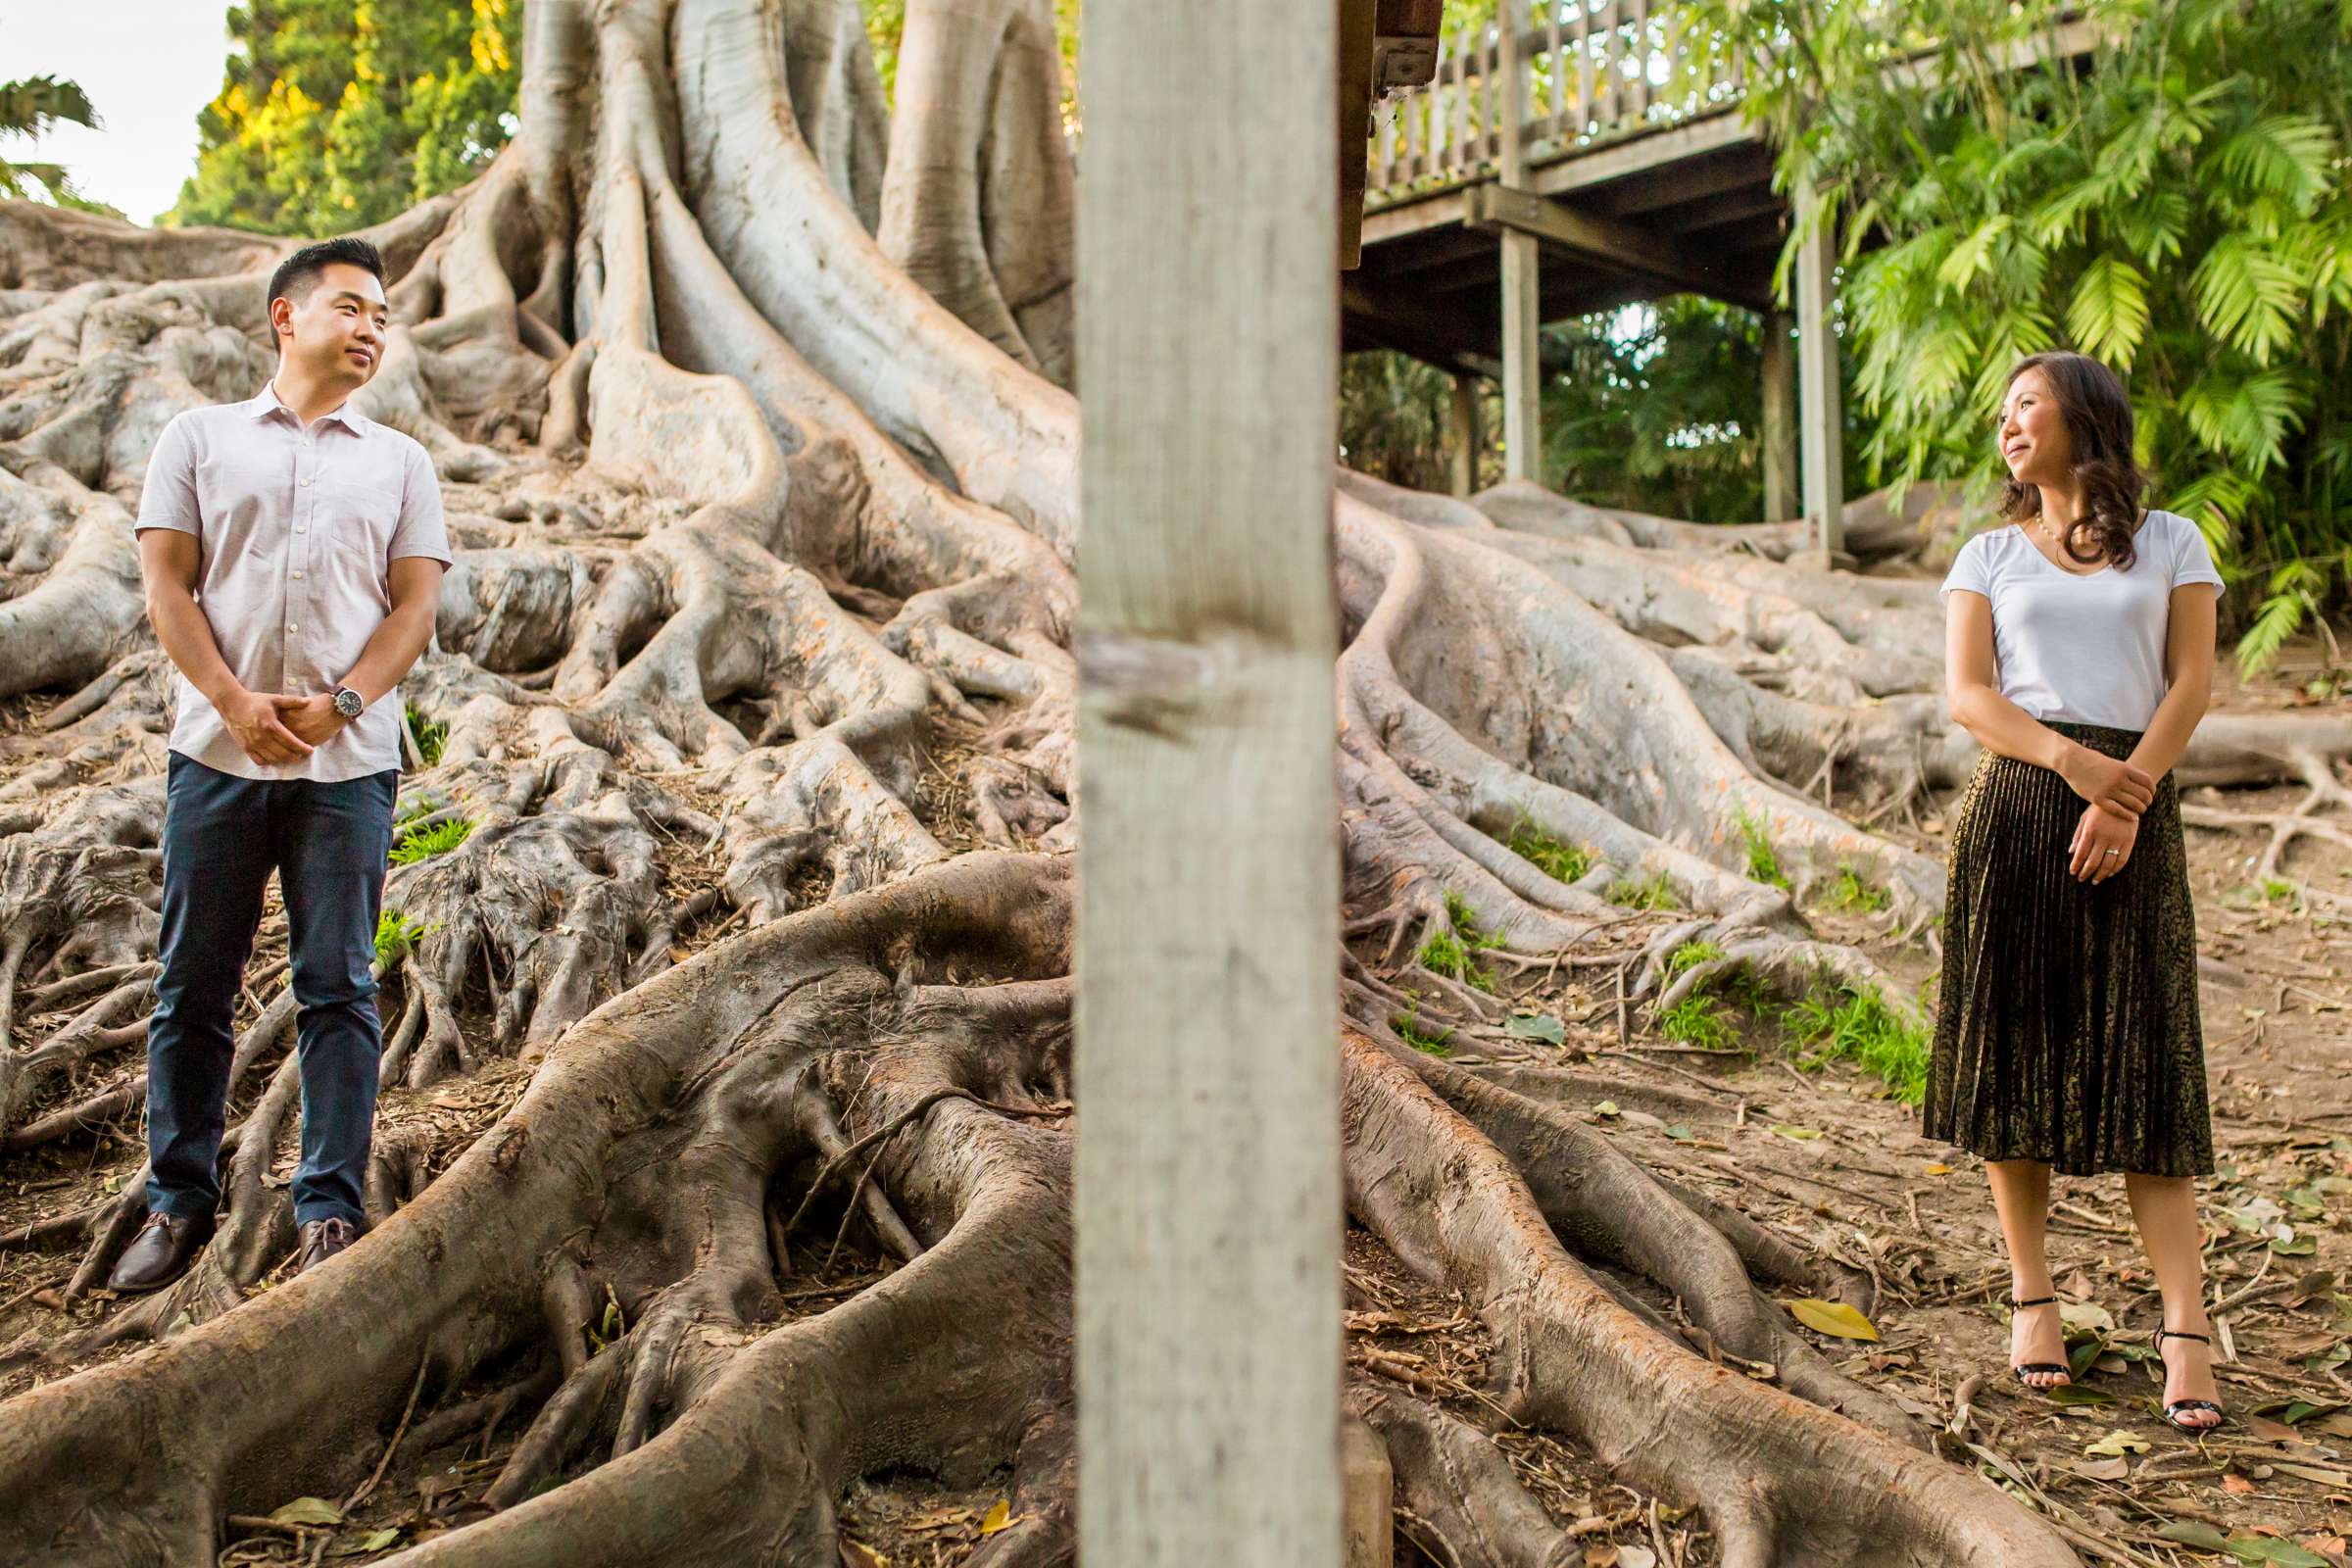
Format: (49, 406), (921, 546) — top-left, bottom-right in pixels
(1781, 1298), (1880, 1342)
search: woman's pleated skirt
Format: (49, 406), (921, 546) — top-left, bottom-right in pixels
(1924, 719), (2215, 1178)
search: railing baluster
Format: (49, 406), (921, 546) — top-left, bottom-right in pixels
(1608, 0), (1627, 127)
(1439, 19), (1458, 179)
(1393, 74), (1411, 185)
(1485, 22), (1501, 171)
(1634, 0), (1652, 121)
(1576, 0), (1594, 141)
(1546, 0), (1567, 142)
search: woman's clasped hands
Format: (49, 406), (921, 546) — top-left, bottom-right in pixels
(2058, 746), (2154, 885)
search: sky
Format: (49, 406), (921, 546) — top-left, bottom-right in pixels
(1, 1), (236, 225)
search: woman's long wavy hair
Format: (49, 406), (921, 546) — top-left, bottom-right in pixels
(1998, 351), (2149, 570)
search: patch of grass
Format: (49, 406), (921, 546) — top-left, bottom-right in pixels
(1733, 806), (1789, 889)
(1393, 993), (1455, 1055)
(1505, 812), (1592, 884)
(1821, 863), (1890, 914)
(1605, 870), (1680, 910)
(389, 815), (475, 866)
(405, 702), (447, 767)
(1419, 892), (1504, 993)
(1663, 939), (1722, 979)
(1659, 992), (1738, 1049)
(373, 910), (431, 968)
(1777, 975), (1931, 1105)
(1656, 943), (1767, 1049)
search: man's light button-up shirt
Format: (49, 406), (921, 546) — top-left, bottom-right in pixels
(131, 381), (455, 783)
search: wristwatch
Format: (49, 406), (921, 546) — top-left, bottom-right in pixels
(332, 686), (366, 719)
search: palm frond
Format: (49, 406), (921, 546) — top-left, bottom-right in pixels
(0, 75), (99, 140)
(2215, 112), (2336, 210)
(2065, 254), (2151, 367)
(2189, 236), (2307, 365)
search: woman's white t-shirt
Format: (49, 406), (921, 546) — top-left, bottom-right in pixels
(1938, 509), (2224, 731)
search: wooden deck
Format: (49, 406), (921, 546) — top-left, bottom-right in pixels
(1348, 1), (1768, 368)
(1347, 4), (2105, 372)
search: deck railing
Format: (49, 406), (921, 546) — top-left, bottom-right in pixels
(1366, 1), (1752, 209)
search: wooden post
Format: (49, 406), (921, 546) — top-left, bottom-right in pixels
(1448, 371), (1482, 496)
(1075, 3), (1342, 1568)
(1760, 306), (1796, 521)
(1498, 5), (1543, 483)
(1794, 179), (1846, 561)
(1340, 0), (1376, 268)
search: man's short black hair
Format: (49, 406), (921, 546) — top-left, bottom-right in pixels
(266, 237), (388, 331)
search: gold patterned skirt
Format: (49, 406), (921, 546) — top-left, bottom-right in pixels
(1924, 720), (2215, 1178)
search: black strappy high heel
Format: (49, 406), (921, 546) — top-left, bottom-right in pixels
(2152, 1325), (2227, 1432)
(2009, 1295), (2072, 1389)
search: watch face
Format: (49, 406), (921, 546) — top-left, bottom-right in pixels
(333, 688), (364, 717)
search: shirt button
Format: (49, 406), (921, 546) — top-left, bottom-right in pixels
(286, 622), (298, 633)
(300, 477), (313, 487)
(291, 570), (304, 580)
(295, 524), (307, 533)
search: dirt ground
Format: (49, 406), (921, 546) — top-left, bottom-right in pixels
(1, 630), (2348, 1568)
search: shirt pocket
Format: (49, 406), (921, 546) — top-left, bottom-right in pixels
(322, 471), (402, 580)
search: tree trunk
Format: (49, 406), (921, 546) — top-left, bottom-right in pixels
(1, 3), (2347, 1565)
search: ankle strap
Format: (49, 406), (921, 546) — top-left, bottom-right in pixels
(2155, 1325), (2212, 1346)
(2011, 1294), (2057, 1307)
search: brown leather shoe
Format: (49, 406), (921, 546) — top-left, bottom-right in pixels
(296, 1216), (360, 1275)
(108, 1210), (215, 1295)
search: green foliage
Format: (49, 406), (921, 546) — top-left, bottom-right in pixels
(1656, 943), (1764, 1047)
(167, 0), (522, 233)
(1504, 813), (1592, 885)
(1778, 975), (1931, 1105)
(1419, 892), (1504, 992)
(373, 909), (429, 968)
(859, 0), (907, 102)
(1340, 298), (1874, 524)
(1659, 992), (1738, 1048)
(405, 702), (447, 767)
(1821, 863), (1891, 914)
(389, 815), (474, 865)
(1664, 939), (1723, 979)
(1733, 806), (1789, 889)
(1339, 351), (1467, 495)
(0, 73), (116, 213)
(1699, 0), (2352, 675)
(1605, 870), (1681, 910)
(1393, 993), (1456, 1055)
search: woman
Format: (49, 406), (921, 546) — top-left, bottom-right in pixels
(1932, 350), (2228, 1433)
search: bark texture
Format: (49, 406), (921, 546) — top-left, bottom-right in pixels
(1, 3), (2346, 1565)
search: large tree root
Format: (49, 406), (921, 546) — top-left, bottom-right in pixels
(2, 1), (2346, 1563)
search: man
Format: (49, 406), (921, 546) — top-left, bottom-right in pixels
(112, 236), (451, 1293)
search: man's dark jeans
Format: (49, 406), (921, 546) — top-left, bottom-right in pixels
(146, 752), (399, 1230)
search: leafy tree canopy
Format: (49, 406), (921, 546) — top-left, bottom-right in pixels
(1700, 0), (2352, 672)
(165, 0), (521, 233)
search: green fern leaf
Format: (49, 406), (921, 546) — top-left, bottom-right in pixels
(2233, 583), (2311, 679)
(2190, 236), (2306, 365)
(2216, 112), (2336, 210)
(1935, 214), (2012, 294)
(2066, 256), (2151, 367)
